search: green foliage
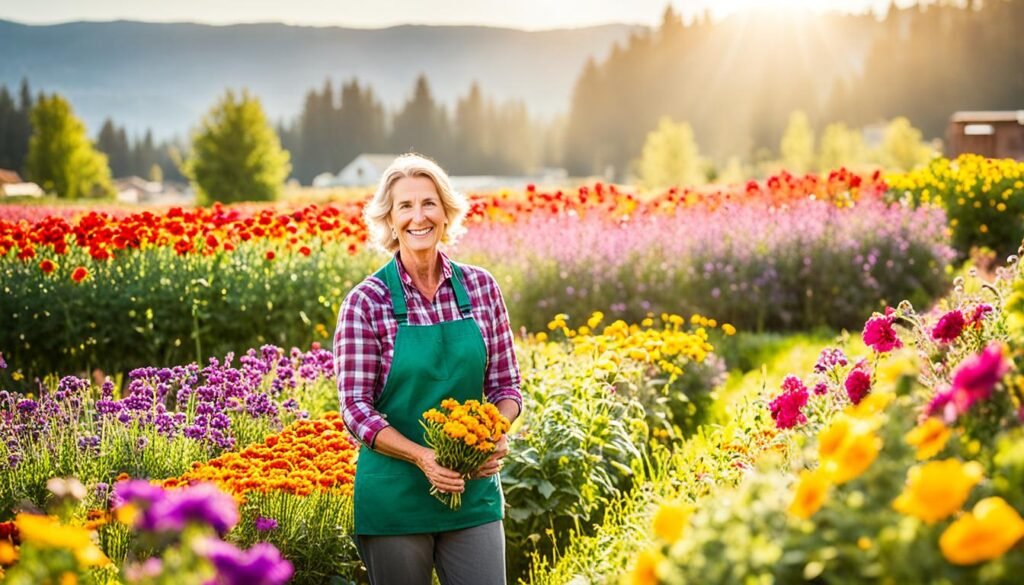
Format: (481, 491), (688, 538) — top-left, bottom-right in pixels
(780, 110), (815, 173)
(0, 243), (377, 385)
(502, 341), (651, 579)
(876, 116), (935, 172)
(25, 93), (114, 199)
(184, 89), (291, 205)
(637, 117), (703, 188)
(818, 122), (868, 171)
(234, 492), (359, 584)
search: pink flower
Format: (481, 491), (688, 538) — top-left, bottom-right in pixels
(965, 304), (994, 330)
(949, 343), (1010, 410)
(932, 310), (965, 343)
(813, 382), (828, 396)
(769, 378), (809, 430)
(862, 314), (902, 353)
(844, 368), (872, 404)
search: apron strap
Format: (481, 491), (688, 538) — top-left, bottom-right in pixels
(382, 258), (409, 325)
(449, 262), (473, 318)
(379, 256), (474, 324)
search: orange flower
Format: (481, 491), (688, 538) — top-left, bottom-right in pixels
(71, 266), (89, 283)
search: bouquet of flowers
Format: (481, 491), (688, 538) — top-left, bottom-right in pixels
(421, 398), (511, 510)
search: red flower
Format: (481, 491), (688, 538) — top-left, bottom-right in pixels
(932, 310), (965, 343)
(38, 259), (57, 274)
(298, 246), (311, 257)
(844, 368), (872, 405)
(71, 266), (89, 283)
(862, 314), (902, 353)
(265, 250), (276, 261)
(17, 245), (36, 260)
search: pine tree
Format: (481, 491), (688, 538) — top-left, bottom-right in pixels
(25, 93), (114, 199)
(183, 89), (291, 205)
(391, 75), (449, 160)
(637, 117), (702, 189)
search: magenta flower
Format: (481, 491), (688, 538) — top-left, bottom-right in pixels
(202, 540), (294, 585)
(949, 343), (1010, 411)
(862, 314), (902, 353)
(931, 309), (965, 343)
(115, 481), (239, 535)
(844, 369), (872, 405)
(812, 382), (828, 396)
(769, 377), (809, 429)
(966, 303), (994, 329)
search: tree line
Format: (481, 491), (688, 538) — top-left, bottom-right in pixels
(279, 75), (562, 184)
(564, 0), (1024, 178)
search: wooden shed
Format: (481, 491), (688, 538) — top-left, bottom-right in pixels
(946, 110), (1024, 160)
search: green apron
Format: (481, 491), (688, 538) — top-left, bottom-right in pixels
(353, 257), (505, 535)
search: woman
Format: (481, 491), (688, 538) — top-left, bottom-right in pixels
(334, 154), (522, 585)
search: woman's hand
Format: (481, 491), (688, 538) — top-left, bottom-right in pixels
(473, 435), (509, 479)
(416, 448), (465, 494)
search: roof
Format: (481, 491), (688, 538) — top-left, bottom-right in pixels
(950, 110), (1024, 124)
(0, 169), (23, 184)
(345, 154), (402, 171)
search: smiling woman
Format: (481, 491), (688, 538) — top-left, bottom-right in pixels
(333, 153), (524, 585)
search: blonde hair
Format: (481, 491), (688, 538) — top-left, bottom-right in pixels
(364, 153), (469, 254)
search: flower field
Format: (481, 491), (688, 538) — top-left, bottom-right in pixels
(2, 158), (1024, 583)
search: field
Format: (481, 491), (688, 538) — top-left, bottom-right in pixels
(1, 156), (1023, 584)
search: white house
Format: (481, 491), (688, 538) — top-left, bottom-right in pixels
(334, 154), (401, 187)
(0, 168), (43, 197)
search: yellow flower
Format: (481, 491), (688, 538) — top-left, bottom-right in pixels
(818, 415), (882, 484)
(14, 514), (111, 568)
(721, 323), (736, 336)
(60, 573), (78, 585)
(893, 459), (983, 524)
(904, 417), (951, 460)
(535, 331), (548, 342)
(652, 501), (691, 542)
(940, 497), (1024, 565)
(630, 548), (663, 585)
(443, 421), (468, 439)
(0, 541), (16, 564)
(788, 468), (830, 520)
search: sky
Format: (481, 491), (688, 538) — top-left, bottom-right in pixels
(0, 0), (925, 30)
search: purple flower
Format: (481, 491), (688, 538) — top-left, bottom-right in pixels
(152, 483), (239, 535)
(0, 352), (6, 369)
(812, 382), (828, 396)
(814, 348), (849, 373)
(77, 434), (101, 453)
(844, 368), (872, 405)
(931, 309), (965, 343)
(862, 314), (902, 353)
(115, 479), (166, 510)
(8, 453), (22, 468)
(16, 399), (38, 415)
(202, 540), (293, 585)
(254, 516), (278, 532)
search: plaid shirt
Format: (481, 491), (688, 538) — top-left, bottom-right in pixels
(333, 252), (523, 447)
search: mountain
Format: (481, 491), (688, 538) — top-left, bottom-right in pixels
(0, 19), (640, 139)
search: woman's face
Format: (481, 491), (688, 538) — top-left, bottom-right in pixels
(389, 175), (447, 256)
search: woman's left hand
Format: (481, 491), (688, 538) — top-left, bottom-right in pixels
(473, 435), (509, 478)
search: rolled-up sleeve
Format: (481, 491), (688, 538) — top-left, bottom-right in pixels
(334, 290), (390, 447)
(480, 273), (523, 416)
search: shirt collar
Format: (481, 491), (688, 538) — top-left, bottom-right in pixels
(394, 250), (453, 287)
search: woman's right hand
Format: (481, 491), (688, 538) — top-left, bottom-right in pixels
(416, 448), (465, 494)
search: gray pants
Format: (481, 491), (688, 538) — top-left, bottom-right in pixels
(356, 520), (506, 585)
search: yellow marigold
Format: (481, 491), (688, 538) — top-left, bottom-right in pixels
(14, 514), (110, 567)
(893, 459), (983, 524)
(630, 548), (663, 585)
(0, 541), (16, 564)
(444, 421), (468, 439)
(904, 417), (951, 460)
(721, 323), (736, 336)
(464, 433), (478, 446)
(789, 468), (831, 520)
(818, 415), (882, 484)
(652, 501), (691, 542)
(940, 497), (1024, 565)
